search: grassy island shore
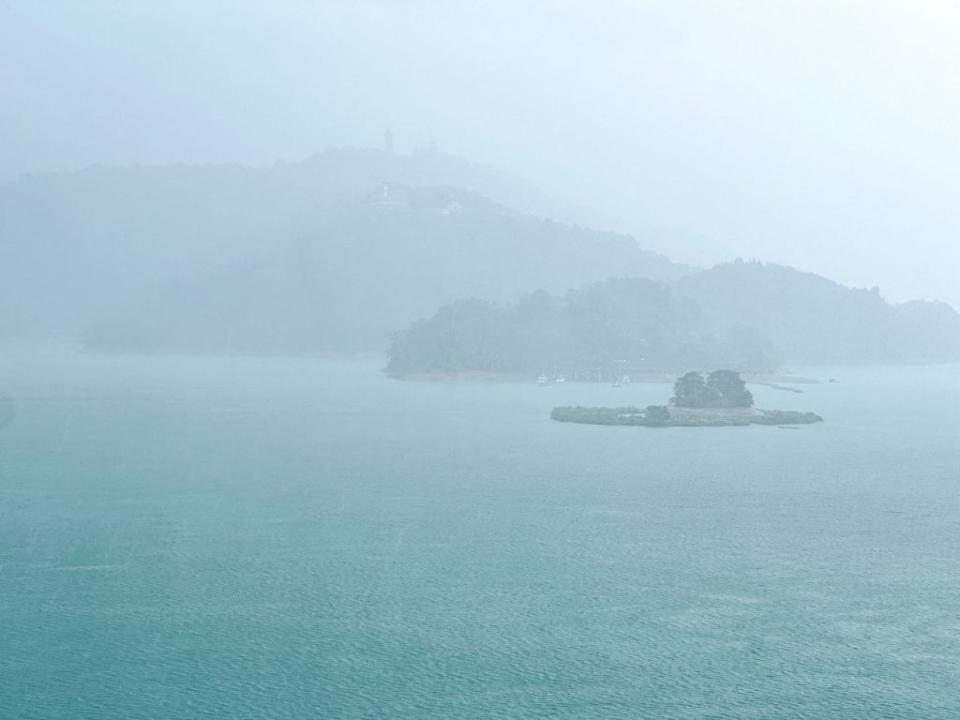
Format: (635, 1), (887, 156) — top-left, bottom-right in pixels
(551, 405), (823, 427)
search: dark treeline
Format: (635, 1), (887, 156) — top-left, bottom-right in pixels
(671, 370), (754, 408)
(388, 276), (780, 378)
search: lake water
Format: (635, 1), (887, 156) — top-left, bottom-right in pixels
(1, 349), (959, 719)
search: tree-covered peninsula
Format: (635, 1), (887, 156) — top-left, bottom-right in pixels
(387, 277), (781, 379)
(387, 262), (960, 379)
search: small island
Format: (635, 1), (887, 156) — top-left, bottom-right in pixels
(551, 370), (823, 427)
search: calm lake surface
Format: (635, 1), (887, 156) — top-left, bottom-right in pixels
(1, 349), (959, 719)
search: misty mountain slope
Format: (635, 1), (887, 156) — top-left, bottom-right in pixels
(388, 261), (960, 376)
(677, 261), (960, 364)
(676, 261), (895, 364)
(890, 300), (960, 362)
(82, 190), (691, 353)
(2, 146), (669, 340)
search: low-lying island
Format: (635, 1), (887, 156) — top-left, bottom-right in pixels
(551, 405), (823, 427)
(551, 369), (824, 427)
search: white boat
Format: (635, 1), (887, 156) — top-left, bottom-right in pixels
(537, 374), (549, 385)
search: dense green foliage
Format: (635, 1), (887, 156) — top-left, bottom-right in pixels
(672, 372), (717, 408)
(388, 278), (776, 377)
(642, 405), (671, 426)
(707, 370), (754, 407)
(671, 370), (753, 408)
(750, 410), (824, 425)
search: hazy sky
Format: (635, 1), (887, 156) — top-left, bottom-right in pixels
(3, 0), (959, 306)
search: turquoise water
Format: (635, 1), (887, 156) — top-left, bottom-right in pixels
(1, 349), (959, 719)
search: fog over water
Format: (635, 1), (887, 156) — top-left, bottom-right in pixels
(4, 4), (960, 719)
(3, 1), (960, 307)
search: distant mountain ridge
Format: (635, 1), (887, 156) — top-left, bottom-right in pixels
(0, 147), (692, 346)
(4, 148), (957, 366)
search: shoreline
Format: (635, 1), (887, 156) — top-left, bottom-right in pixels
(551, 405), (824, 427)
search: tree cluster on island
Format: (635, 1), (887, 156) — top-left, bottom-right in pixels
(670, 370), (753, 409)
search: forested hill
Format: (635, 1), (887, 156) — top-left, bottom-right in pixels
(387, 277), (744, 378)
(387, 262), (960, 377)
(78, 188), (689, 353)
(0, 148), (690, 346)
